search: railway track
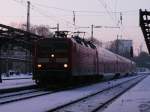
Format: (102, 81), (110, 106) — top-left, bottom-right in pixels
(0, 79), (101, 105)
(0, 84), (37, 94)
(0, 75), (146, 111)
(0, 88), (52, 105)
(48, 75), (146, 112)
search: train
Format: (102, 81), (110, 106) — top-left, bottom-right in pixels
(32, 31), (136, 85)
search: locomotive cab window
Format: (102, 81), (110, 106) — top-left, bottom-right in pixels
(37, 41), (68, 55)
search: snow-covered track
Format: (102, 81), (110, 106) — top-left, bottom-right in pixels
(0, 84), (37, 94)
(0, 81), (94, 105)
(48, 75), (146, 112)
(0, 88), (52, 105)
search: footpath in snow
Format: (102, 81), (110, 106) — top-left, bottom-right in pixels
(101, 74), (150, 112)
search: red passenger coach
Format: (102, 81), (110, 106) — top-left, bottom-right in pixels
(32, 31), (135, 85)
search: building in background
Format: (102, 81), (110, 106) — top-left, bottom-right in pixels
(136, 67), (150, 73)
(105, 39), (133, 58)
(0, 45), (31, 76)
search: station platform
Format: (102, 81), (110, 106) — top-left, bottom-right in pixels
(0, 74), (35, 91)
(102, 74), (150, 112)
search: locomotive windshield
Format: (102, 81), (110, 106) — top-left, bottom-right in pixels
(37, 41), (68, 54)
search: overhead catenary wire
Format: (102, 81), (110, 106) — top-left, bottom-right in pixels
(12, 0), (140, 21)
(114, 0), (118, 21)
(11, 1), (139, 29)
(96, 0), (117, 25)
(31, 5), (80, 28)
(11, 0), (140, 31)
(30, 0), (140, 34)
(32, 2), (73, 12)
(12, 0), (79, 29)
(29, 1), (140, 15)
(11, 0), (141, 35)
(12, 0), (145, 15)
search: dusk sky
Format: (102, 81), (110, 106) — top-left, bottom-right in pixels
(0, 0), (150, 54)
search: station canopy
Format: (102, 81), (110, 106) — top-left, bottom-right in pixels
(0, 24), (42, 50)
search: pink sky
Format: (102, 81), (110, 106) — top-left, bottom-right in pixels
(0, 0), (149, 54)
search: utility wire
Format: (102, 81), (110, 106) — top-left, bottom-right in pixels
(12, 0), (145, 14)
(12, 0), (26, 6)
(32, 2), (72, 12)
(12, 0), (78, 28)
(30, 1), (139, 14)
(12, 0), (141, 31)
(32, 5), (78, 27)
(97, 0), (117, 25)
(114, 0), (118, 20)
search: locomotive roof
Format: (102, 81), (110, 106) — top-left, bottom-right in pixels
(53, 30), (96, 49)
(72, 36), (96, 49)
(36, 36), (96, 49)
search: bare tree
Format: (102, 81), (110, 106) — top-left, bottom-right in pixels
(11, 23), (53, 38)
(30, 25), (53, 38)
(106, 39), (133, 58)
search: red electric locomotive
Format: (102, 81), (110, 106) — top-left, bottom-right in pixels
(32, 31), (135, 85)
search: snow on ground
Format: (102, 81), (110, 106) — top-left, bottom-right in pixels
(101, 75), (150, 112)
(54, 77), (143, 112)
(0, 74), (35, 90)
(0, 76), (141, 112)
(0, 79), (35, 90)
(2, 73), (32, 80)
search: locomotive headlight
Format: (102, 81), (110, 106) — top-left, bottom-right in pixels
(64, 64), (68, 68)
(37, 64), (42, 68)
(51, 54), (55, 58)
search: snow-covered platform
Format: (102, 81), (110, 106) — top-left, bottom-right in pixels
(102, 74), (150, 112)
(0, 74), (35, 91)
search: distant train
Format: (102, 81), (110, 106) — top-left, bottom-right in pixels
(32, 31), (136, 85)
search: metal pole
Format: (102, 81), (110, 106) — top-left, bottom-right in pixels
(91, 24), (94, 41)
(26, 1), (30, 74)
(120, 12), (122, 25)
(27, 1), (30, 32)
(73, 11), (75, 26)
(57, 23), (59, 31)
(116, 35), (119, 73)
(0, 45), (2, 83)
